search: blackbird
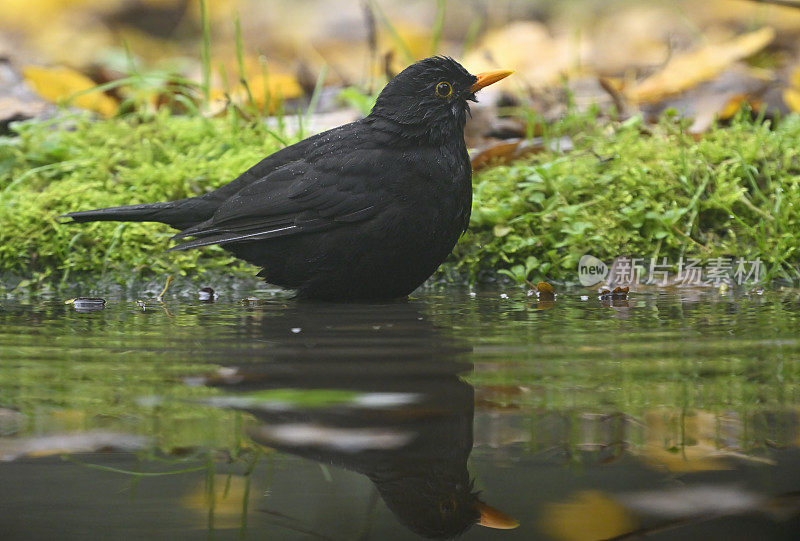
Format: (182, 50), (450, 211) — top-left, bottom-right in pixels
(62, 57), (512, 301)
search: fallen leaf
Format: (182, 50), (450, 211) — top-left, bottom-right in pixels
(541, 490), (637, 541)
(786, 87), (800, 112)
(627, 27), (776, 104)
(23, 65), (117, 117)
(471, 139), (533, 170)
(464, 21), (582, 87)
(638, 410), (733, 472)
(207, 60), (304, 116)
(470, 136), (573, 171)
(784, 64), (800, 112)
(718, 93), (762, 119)
(182, 475), (259, 529)
(536, 281), (556, 309)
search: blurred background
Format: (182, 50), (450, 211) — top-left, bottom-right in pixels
(2, 0), (800, 137)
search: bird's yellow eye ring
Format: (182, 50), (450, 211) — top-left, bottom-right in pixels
(435, 81), (453, 98)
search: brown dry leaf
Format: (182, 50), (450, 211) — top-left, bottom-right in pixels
(627, 27), (776, 104)
(536, 281), (556, 309)
(536, 281), (555, 294)
(23, 65), (117, 117)
(470, 139), (533, 170)
(470, 136), (573, 171)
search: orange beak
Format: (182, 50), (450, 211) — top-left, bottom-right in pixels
(469, 69), (514, 93)
(476, 501), (520, 529)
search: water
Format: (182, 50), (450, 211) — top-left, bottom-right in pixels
(1, 287), (800, 540)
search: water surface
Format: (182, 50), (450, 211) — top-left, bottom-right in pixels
(1, 287), (799, 540)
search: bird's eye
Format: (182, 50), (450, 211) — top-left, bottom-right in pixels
(435, 81), (453, 98)
(439, 498), (457, 514)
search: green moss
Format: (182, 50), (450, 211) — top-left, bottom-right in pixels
(449, 110), (800, 284)
(1, 108), (800, 288)
(0, 110), (292, 286)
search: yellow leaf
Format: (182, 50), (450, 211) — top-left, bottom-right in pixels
(785, 64), (800, 112)
(718, 94), (761, 120)
(541, 490), (637, 541)
(785, 88), (800, 113)
(209, 71), (303, 115)
(182, 475), (257, 529)
(639, 410), (731, 472)
(792, 64), (800, 89)
(23, 65), (117, 117)
(627, 27), (776, 104)
(0, 0), (108, 28)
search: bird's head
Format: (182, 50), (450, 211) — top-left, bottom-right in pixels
(369, 56), (512, 144)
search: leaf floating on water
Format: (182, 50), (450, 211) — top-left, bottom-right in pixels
(598, 287), (629, 307)
(541, 490), (637, 541)
(536, 281), (556, 300)
(536, 281), (555, 294)
(598, 287), (628, 297)
(533, 281), (556, 310)
(626, 27), (776, 104)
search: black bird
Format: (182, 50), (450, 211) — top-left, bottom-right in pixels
(62, 57), (512, 301)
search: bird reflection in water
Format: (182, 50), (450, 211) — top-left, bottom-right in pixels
(207, 300), (519, 539)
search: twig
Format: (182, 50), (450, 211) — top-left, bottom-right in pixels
(156, 274), (173, 301)
(598, 77), (627, 114)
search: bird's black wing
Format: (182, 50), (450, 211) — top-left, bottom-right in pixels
(168, 149), (391, 251)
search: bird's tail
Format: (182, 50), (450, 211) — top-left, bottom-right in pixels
(61, 197), (214, 231)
